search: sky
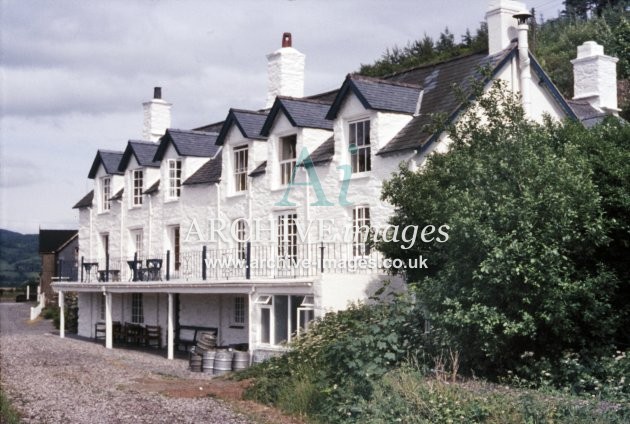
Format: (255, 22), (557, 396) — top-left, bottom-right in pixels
(0, 0), (566, 235)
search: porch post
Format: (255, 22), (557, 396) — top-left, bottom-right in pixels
(58, 290), (65, 338)
(167, 292), (174, 360)
(105, 292), (113, 349)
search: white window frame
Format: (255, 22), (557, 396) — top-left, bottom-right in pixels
(132, 169), (143, 206)
(235, 219), (248, 260)
(279, 134), (297, 186)
(349, 119), (371, 174)
(233, 145), (248, 192)
(131, 229), (144, 260)
(168, 159), (182, 199)
(256, 295), (313, 346)
(277, 213), (298, 265)
(131, 293), (144, 324)
(101, 177), (111, 212)
(352, 206), (371, 256)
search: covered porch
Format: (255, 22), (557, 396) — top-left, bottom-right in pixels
(52, 279), (316, 360)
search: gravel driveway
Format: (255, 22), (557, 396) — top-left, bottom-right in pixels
(0, 303), (253, 423)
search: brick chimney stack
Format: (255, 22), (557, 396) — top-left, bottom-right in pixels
(142, 86), (172, 142)
(266, 32), (305, 108)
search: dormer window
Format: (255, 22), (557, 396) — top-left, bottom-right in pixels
(279, 135), (297, 186)
(168, 159), (182, 199)
(132, 169), (143, 206)
(101, 177), (111, 212)
(234, 145), (248, 192)
(349, 119), (371, 173)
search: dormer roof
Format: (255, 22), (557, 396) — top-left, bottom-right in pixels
(216, 109), (268, 146)
(325, 74), (423, 120)
(260, 97), (333, 136)
(154, 129), (220, 161)
(118, 140), (160, 172)
(87, 150), (123, 179)
(183, 151), (223, 186)
(72, 190), (94, 209)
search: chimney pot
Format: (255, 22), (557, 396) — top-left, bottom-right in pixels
(282, 32), (292, 48)
(153, 87), (162, 99)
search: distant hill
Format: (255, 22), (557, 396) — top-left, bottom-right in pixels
(0, 229), (40, 287)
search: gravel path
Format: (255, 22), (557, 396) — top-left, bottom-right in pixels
(0, 303), (254, 423)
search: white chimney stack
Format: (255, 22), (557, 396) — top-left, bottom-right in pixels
(571, 41), (619, 114)
(486, 0), (526, 55)
(514, 11), (532, 117)
(266, 32), (305, 108)
(142, 87), (172, 142)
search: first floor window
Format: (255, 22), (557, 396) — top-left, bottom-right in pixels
(171, 226), (180, 271)
(235, 219), (248, 260)
(131, 293), (144, 323)
(277, 213), (297, 263)
(132, 169), (143, 206)
(101, 234), (109, 262)
(349, 119), (371, 173)
(168, 159), (182, 198)
(101, 177), (111, 211)
(352, 206), (371, 256)
(132, 229), (144, 259)
(234, 146), (248, 192)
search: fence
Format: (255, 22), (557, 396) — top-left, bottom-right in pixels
(77, 242), (386, 283)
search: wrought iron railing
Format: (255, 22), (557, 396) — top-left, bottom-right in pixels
(77, 242), (386, 283)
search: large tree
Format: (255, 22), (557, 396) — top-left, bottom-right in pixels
(379, 81), (629, 375)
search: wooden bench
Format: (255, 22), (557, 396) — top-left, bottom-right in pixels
(175, 325), (217, 352)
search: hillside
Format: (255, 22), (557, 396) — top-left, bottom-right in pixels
(0, 229), (40, 287)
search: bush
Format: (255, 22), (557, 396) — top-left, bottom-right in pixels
(360, 365), (630, 424)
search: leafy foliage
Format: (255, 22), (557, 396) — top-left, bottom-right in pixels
(0, 229), (40, 287)
(380, 81), (630, 377)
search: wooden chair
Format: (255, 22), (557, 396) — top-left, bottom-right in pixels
(145, 325), (162, 348)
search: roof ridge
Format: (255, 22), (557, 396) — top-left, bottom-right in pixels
(230, 108), (269, 116)
(128, 139), (156, 145)
(98, 149), (124, 154)
(377, 47), (501, 80)
(168, 128), (219, 135)
(276, 95), (334, 105)
(349, 73), (422, 89)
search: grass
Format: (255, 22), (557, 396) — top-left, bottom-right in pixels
(0, 387), (21, 424)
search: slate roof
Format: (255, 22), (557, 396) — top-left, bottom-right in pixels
(72, 190), (94, 209)
(261, 97), (334, 136)
(154, 129), (220, 161)
(216, 109), (268, 145)
(377, 48), (515, 155)
(249, 161), (267, 177)
(88, 150), (124, 179)
(183, 151), (222, 185)
(326, 75), (422, 120)
(300, 136), (334, 167)
(193, 121), (225, 133)
(118, 141), (160, 171)
(145, 180), (160, 195)
(567, 100), (608, 128)
(39, 229), (78, 253)
(110, 188), (124, 201)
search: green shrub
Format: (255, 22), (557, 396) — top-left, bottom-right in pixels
(0, 388), (21, 424)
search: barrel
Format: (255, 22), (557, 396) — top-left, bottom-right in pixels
(213, 351), (234, 376)
(232, 351), (250, 371)
(189, 353), (202, 372)
(202, 350), (216, 374)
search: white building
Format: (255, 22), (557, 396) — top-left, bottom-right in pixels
(53, 1), (619, 360)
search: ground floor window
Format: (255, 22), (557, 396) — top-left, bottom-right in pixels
(233, 295), (246, 326)
(131, 293), (144, 323)
(256, 294), (314, 345)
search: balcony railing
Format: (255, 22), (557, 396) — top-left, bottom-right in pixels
(78, 242), (387, 283)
